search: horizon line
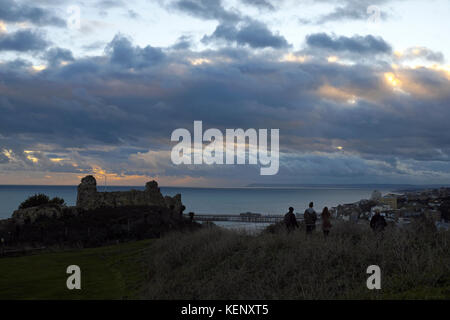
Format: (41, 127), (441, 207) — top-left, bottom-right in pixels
(0, 183), (449, 189)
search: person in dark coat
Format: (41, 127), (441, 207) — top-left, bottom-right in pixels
(321, 207), (332, 237)
(370, 210), (387, 233)
(284, 207), (299, 232)
(304, 202), (317, 234)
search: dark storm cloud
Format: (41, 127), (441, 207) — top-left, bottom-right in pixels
(306, 33), (391, 55)
(1, 33), (450, 183)
(0, 29), (50, 52)
(202, 21), (290, 49)
(0, 0), (66, 27)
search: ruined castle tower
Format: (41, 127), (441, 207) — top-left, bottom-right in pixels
(77, 175), (98, 209)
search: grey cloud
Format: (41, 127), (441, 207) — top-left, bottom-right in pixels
(171, 35), (193, 50)
(0, 0), (66, 27)
(96, 0), (125, 8)
(171, 0), (241, 22)
(398, 47), (444, 63)
(241, 0), (275, 11)
(0, 29), (50, 52)
(82, 41), (107, 51)
(304, 0), (393, 24)
(95, 0), (128, 18)
(306, 33), (391, 55)
(0, 58), (32, 71)
(170, 0), (289, 50)
(0, 33), (449, 184)
(105, 34), (165, 68)
(44, 47), (75, 66)
(202, 21), (290, 49)
(127, 9), (140, 19)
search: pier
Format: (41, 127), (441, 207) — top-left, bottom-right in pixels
(184, 214), (296, 224)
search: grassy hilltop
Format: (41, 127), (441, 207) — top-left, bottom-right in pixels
(0, 239), (151, 299)
(1, 221), (450, 299)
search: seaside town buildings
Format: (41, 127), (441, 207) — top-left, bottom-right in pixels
(331, 188), (450, 230)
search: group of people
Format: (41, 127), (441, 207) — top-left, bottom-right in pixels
(284, 202), (388, 235)
(284, 202), (332, 236)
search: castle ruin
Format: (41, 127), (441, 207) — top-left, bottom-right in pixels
(11, 176), (183, 225)
(76, 175), (182, 212)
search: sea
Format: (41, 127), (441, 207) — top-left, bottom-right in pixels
(0, 185), (391, 223)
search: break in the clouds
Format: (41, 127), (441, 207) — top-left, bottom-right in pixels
(0, 0), (449, 186)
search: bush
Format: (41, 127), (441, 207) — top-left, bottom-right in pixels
(19, 194), (50, 209)
(18, 194), (66, 209)
(49, 197), (66, 206)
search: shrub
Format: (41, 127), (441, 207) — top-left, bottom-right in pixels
(19, 194), (51, 209)
(143, 221), (450, 299)
(18, 194), (66, 209)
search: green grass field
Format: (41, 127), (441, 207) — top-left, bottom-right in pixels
(0, 240), (152, 300)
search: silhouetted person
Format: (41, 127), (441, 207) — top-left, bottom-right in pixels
(189, 212), (195, 223)
(180, 205), (186, 217)
(284, 207), (299, 232)
(370, 210), (387, 233)
(321, 207), (332, 237)
(304, 202), (317, 234)
(0, 237), (4, 256)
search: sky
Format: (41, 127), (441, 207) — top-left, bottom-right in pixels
(0, 0), (449, 187)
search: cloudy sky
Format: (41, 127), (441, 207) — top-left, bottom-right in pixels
(0, 0), (449, 186)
